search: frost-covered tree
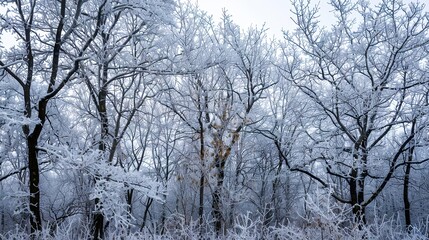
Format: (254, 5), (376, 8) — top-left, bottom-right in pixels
(279, 0), (429, 224)
(1, 0), (429, 238)
(0, 0), (107, 234)
(75, 0), (174, 238)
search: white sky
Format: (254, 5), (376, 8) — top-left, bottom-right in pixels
(1, 1), (428, 46)
(191, 0), (334, 37)
(192, 0), (292, 36)
(191, 0), (429, 38)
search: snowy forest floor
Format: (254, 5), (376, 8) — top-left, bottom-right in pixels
(2, 214), (429, 240)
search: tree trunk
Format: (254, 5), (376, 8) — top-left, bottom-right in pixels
(91, 84), (108, 239)
(212, 187), (223, 234)
(159, 201), (167, 235)
(198, 172), (205, 226)
(211, 131), (239, 234)
(92, 19), (109, 238)
(27, 136), (42, 233)
(403, 158), (411, 232)
(126, 189), (134, 234)
(212, 155), (226, 235)
(350, 167), (366, 225)
(140, 198), (153, 231)
(404, 123), (415, 232)
(92, 197), (104, 240)
(198, 120), (205, 231)
(350, 137), (367, 226)
(270, 151), (284, 225)
(26, 101), (49, 234)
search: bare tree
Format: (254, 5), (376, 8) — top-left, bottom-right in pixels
(208, 15), (275, 234)
(0, 0), (106, 233)
(77, 1), (174, 238)
(278, 0), (429, 223)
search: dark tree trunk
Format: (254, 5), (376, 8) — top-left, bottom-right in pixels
(92, 197), (104, 240)
(91, 16), (109, 239)
(91, 110), (107, 239)
(198, 115), (206, 230)
(404, 159), (412, 232)
(126, 189), (134, 234)
(350, 167), (366, 225)
(197, 78), (210, 232)
(26, 101), (49, 234)
(404, 122), (415, 232)
(27, 136), (42, 233)
(350, 136), (368, 226)
(198, 173), (205, 226)
(212, 154), (227, 235)
(91, 83), (108, 239)
(140, 198), (153, 231)
(212, 185), (223, 234)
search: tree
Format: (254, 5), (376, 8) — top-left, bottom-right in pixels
(76, 0), (174, 238)
(161, 10), (275, 234)
(0, 0), (105, 233)
(278, 0), (429, 223)
(166, 3), (219, 230)
(208, 15), (275, 233)
(256, 65), (305, 225)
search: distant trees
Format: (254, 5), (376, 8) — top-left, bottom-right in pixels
(1, 0), (429, 238)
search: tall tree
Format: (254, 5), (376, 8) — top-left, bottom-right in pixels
(0, 0), (105, 233)
(77, 1), (174, 238)
(278, 0), (429, 223)
(209, 15), (274, 233)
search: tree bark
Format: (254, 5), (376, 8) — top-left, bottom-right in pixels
(91, 76), (108, 240)
(27, 136), (42, 233)
(211, 133), (239, 234)
(91, 12), (109, 238)
(198, 105), (206, 230)
(349, 168), (365, 224)
(92, 197), (104, 240)
(403, 156), (412, 232)
(404, 120), (416, 232)
(212, 154), (226, 234)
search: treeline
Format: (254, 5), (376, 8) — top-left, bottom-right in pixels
(1, 0), (429, 239)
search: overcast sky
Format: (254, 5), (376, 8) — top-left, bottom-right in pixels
(191, 0), (429, 38)
(191, 0), (334, 37)
(192, 0), (292, 36)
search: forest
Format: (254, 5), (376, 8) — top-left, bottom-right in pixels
(1, 0), (429, 239)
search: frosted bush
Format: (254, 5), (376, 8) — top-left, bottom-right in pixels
(2, 190), (428, 239)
